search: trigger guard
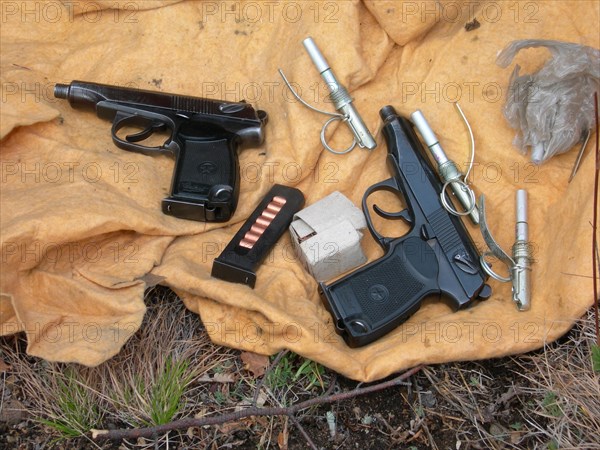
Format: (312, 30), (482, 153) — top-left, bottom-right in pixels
(111, 112), (174, 155)
(362, 178), (407, 248)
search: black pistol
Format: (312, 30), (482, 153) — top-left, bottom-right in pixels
(54, 80), (268, 222)
(319, 106), (491, 347)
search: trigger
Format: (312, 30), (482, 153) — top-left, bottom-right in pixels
(373, 204), (412, 224)
(126, 122), (167, 143)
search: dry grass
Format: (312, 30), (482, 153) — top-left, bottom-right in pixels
(419, 309), (600, 450)
(1, 287), (599, 449)
(1, 287), (243, 448)
(0, 287), (334, 448)
(512, 311), (600, 449)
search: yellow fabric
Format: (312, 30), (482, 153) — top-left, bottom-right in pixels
(1, 0), (598, 381)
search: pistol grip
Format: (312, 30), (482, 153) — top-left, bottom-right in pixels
(319, 236), (440, 347)
(162, 135), (239, 222)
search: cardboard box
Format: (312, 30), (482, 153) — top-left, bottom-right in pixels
(289, 191), (367, 282)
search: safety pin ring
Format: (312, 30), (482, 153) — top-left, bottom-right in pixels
(480, 251), (513, 283)
(320, 115), (357, 155)
(440, 179), (477, 217)
(280, 68), (357, 155)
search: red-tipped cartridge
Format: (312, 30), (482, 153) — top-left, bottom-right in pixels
(211, 185), (305, 288)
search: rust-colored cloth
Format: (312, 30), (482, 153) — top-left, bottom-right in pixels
(1, 0), (598, 381)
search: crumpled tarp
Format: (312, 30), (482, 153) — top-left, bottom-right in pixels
(1, 0), (598, 381)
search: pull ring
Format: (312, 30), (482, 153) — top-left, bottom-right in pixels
(480, 250), (514, 282)
(321, 116), (356, 155)
(279, 69), (357, 155)
(441, 179), (477, 217)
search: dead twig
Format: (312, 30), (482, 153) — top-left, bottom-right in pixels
(593, 91), (599, 345)
(92, 365), (423, 441)
(292, 416), (318, 450)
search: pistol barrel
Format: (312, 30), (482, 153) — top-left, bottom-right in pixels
(53, 83), (70, 99)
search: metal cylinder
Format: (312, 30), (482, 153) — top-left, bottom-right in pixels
(303, 37), (330, 74)
(411, 110), (479, 224)
(515, 189), (528, 242)
(303, 37), (376, 150)
(512, 189), (531, 311)
(411, 110), (449, 165)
